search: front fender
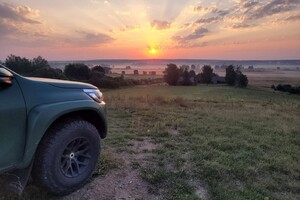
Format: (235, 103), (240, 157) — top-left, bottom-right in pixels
(16, 100), (106, 169)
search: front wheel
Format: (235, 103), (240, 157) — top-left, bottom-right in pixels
(32, 120), (100, 195)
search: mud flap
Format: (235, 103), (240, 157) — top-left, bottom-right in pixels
(0, 163), (32, 198)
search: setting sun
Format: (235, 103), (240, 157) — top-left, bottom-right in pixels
(150, 48), (157, 55)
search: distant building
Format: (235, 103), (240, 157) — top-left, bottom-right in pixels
(214, 65), (220, 70)
(212, 75), (226, 84)
(125, 66), (131, 69)
(143, 71), (147, 75)
(149, 71), (156, 75)
(191, 64), (196, 70)
(248, 66), (254, 70)
(122, 71), (125, 75)
(134, 69), (139, 75)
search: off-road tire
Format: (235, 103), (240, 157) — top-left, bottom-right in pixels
(32, 119), (100, 195)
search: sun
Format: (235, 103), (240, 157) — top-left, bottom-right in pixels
(149, 48), (157, 55)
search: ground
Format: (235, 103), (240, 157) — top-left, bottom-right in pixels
(3, 71), (300, 200)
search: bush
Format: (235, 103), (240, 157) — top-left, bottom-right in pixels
(89, 72), (119, 89)
(235, 72), (248, 87)
(164, 63), (180, 86)
(92, 65), (105, 74)
(29, 68), (67, 79)
(64, 63), (91, 80)
(272, 84), (299, 94)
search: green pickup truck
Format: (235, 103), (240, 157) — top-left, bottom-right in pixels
(0, 64), (107, 196)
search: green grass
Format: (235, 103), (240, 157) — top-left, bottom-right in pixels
(105, 85), (300, 200)
(7, 84), (299, 200)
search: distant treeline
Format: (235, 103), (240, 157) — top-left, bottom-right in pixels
(2, 55), (163, 89)
(163, 63), (248, 87)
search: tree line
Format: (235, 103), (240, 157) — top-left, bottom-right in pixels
(163, 63), (248, 87)
(2, 55), (163, 89)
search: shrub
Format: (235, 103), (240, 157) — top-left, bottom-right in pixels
(29, 68), (67, 79)
(271, 84), (300, 94)
(64, 63), (91, 80)
(235, 73), (248, 87)
(89, 72), (119, 89)
(92, 65), (105, 74)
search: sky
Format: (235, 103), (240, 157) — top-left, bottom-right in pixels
(0, 0), (300, 60)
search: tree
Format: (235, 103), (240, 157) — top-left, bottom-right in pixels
(183, 69), (190, 85)
(5, 54), (33, 75)
(225, 65), (236, 85)
(133, 69), (139, 75)
(64, 63), (91, 80)
(31, 56), (50, 69)
(200, 65), (213, 84)
(164, 63), (180, 86)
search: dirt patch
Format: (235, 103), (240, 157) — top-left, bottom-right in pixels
(130, 138), (159, 153)
(62, 168), (158, 200)
(189, 180), (210, 200)
(61, 137), (160, 200)
(167, 128), (179, 136)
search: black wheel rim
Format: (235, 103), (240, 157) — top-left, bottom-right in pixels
(60, 138), (91, 178)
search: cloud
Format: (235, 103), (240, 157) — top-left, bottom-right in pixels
(285, 13), (300, 21)
(0, 3), (48, 41)
(173, 27), (209, 44)
(151, 20), (171, 30)
(193, 5), (218, 14)
(172, 40), (209, 48)
(68, 31), (114, 46)
(119, 25), (140, 32)
(242, 0), (259, 8)
(185, 27), (209, 40)
(0, 3), (41, 24)
(242, 0), (300, 20)
(231, 23), (256, 29)
(196, 16), (221, 24)
(0, 19), (19, 36)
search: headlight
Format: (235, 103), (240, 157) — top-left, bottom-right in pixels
(83, 89), (104, 103)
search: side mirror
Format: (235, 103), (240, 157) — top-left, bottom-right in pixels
(0, 68), (14, 86)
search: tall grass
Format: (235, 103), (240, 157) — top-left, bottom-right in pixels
(105, 85), (300, 200)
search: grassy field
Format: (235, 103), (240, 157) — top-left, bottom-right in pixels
(104, 84), (300, 200)
(4, 80), (299, 200)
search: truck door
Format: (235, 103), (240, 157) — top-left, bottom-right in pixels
(0, 68), (27, 171)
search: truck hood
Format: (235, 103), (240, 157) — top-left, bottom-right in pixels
(27, 77), (97, 89)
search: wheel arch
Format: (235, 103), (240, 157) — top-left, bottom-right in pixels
(17, 100), (107, 169)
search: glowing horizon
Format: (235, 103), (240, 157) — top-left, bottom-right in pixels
(0, 0), (300, 60)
